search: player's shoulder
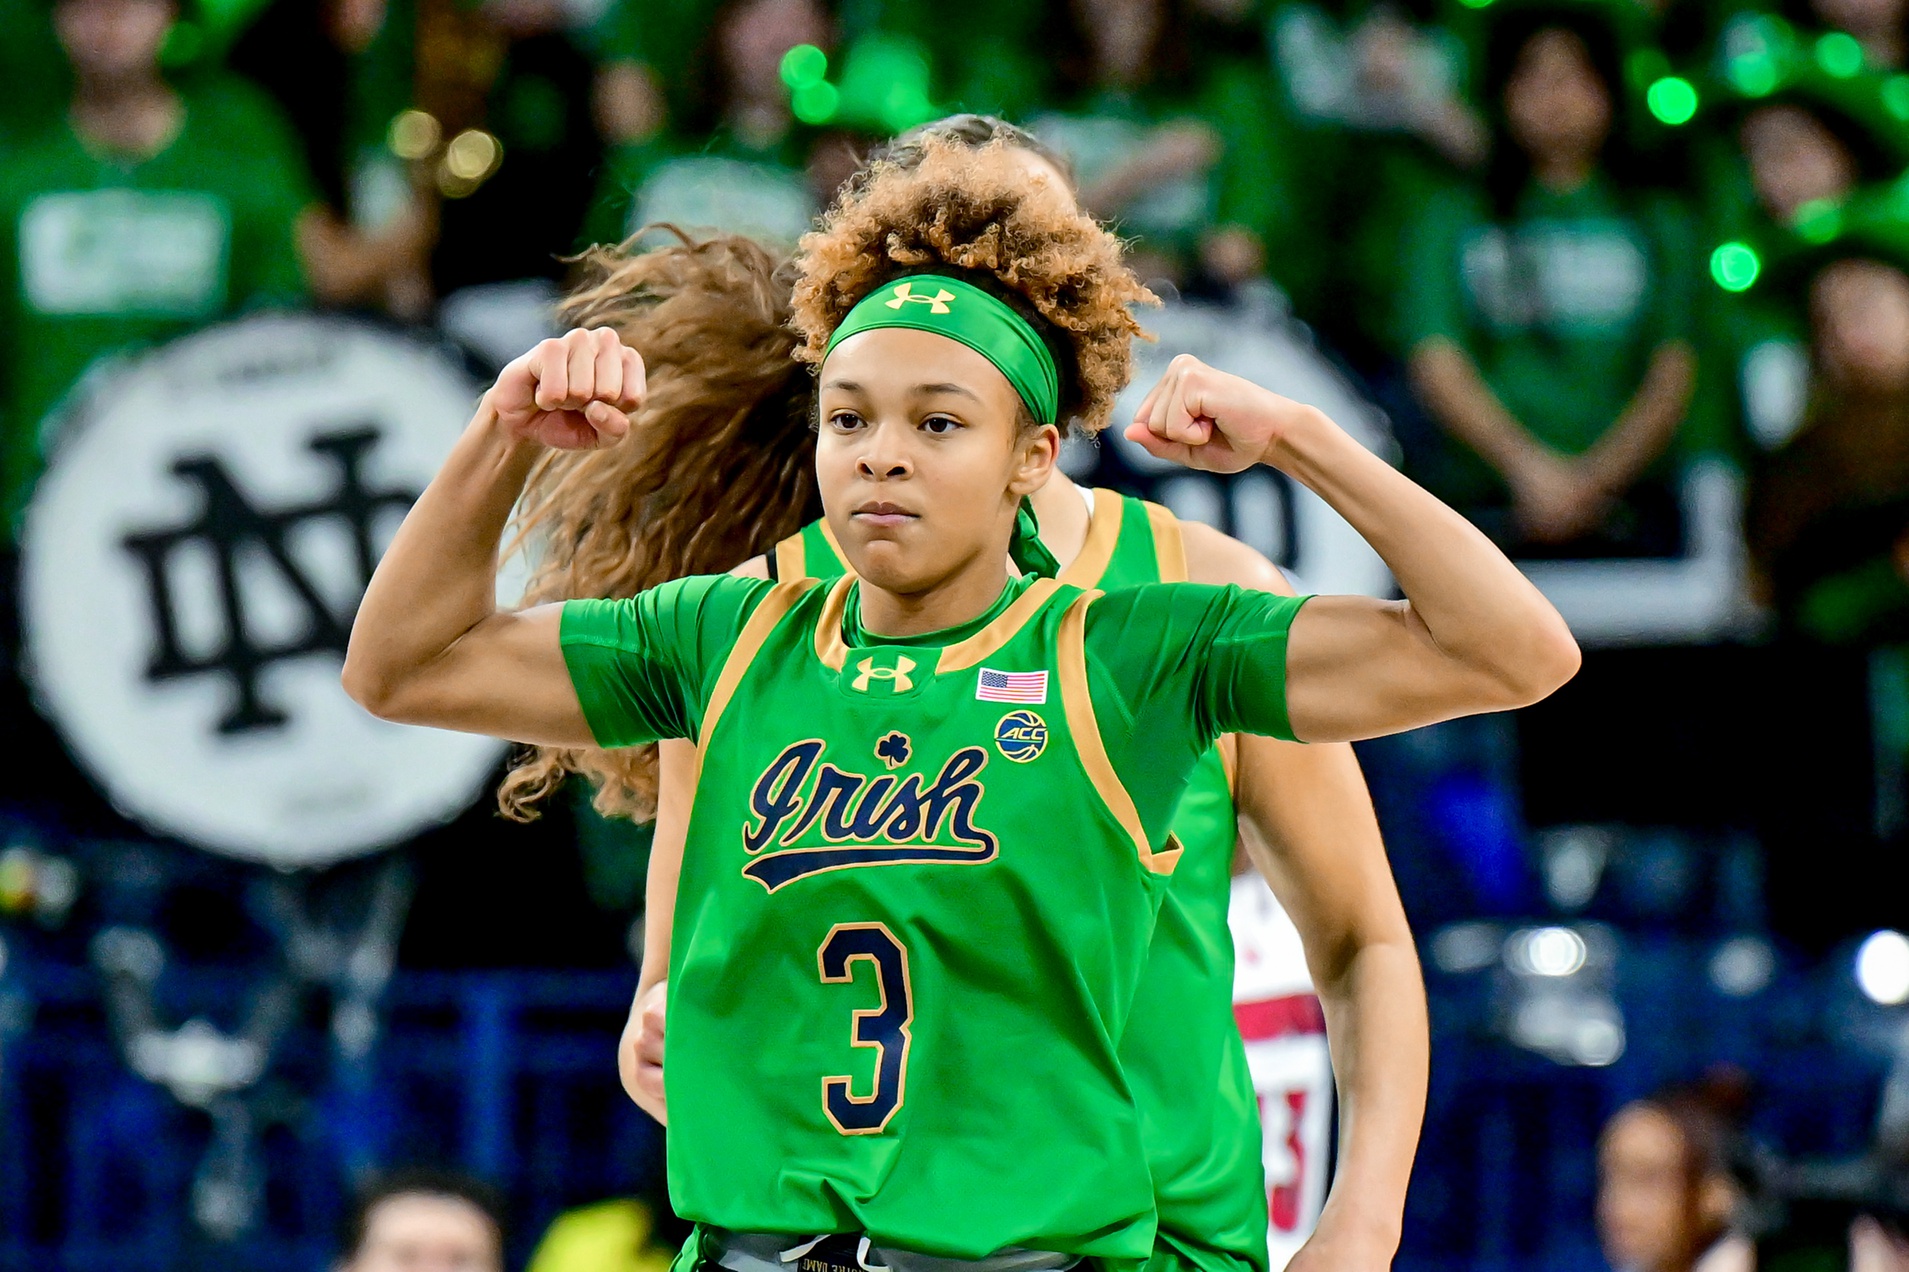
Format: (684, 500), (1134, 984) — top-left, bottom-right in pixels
(561, 572), (780, 646)
(1174, 516), (1295, 596)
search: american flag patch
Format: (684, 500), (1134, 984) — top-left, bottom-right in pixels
(976, 668), (1049, 704)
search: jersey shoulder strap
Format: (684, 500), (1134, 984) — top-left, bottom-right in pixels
(1138, 497), (1188, 582)
(1059, 489), (1188, 589)
(694, 579), (817, 778)
(773, 518), (852, 582)
(1056, 587), (1183, 876)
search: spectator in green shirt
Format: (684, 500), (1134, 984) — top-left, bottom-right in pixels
(581, 0), (828, 252)
(0, 0), (317, 520)
(1402, 7), (1700, 555)
(1700, 80), (1909, 455)
(1752, 250), (1909, 644)
(1029, 0), (1305, 298)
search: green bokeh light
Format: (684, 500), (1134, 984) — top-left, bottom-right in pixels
(1646, 76), (1699, 125)
(1710, 242), (1761, 291)
(1457, 0), (1494, 11)
(1816, 30), (1865, 77)
(792, 80), (840, 125)
(1887, 75), (1909, 120)
(780, 44), (828, 90)
(1795, 198), (1844, 243)
(1726, 54), (1781, 97)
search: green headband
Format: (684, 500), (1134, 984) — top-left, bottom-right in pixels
(822, 274), (1062, 426)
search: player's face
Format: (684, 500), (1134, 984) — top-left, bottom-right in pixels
(816, 327), (1057, 596)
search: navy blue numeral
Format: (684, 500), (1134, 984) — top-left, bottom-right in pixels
(817, 923), (913, 1134)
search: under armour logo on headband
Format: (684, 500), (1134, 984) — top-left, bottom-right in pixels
(886, 283), (954, 313)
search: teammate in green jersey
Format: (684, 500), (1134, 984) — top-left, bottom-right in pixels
(345, 135), (1579, 1268)
(551, 119), (1428, 1272)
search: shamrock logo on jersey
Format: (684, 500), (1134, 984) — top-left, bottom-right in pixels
(851, 652), (916, 694)
(885, 282), (954, 314)
(875, 731), (911, 769)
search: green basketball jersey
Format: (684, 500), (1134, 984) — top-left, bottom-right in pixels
(773, 492), (1270, 1272)
(668, 576), (1176, 1260)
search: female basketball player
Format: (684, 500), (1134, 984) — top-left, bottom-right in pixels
(344, 136), (1577, 1269)
(548, 118), (1429, 1272)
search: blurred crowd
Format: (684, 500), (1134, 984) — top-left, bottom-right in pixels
(0, 0), (1874, 638)
(8, 0), (1909, 647)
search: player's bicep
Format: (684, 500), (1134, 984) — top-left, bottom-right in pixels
(1282, 595), (1514, 742)
(377, 604), (596, 746)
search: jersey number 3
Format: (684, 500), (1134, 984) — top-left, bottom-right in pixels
(817, 923), (913, 1134)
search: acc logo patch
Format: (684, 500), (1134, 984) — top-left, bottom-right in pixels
(994, 710), (1047, 763)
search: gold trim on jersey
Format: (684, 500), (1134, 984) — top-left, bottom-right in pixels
(1142, 499), (1188, 583)
(1218, 734), (1239, 796)
(774, 531), (806, 582)
(777, 520), (850, 585)
(814, 576), (1067, 676)
(816, 516), (847, 568)
(938, 577), (1063, 673)
(1057, 487), (1124, 589)
(698, 580), (815, 777)
(1056, 590), (1181, 876)
(814, 576), (854, 670)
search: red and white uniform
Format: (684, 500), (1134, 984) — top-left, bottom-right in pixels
(1231, 873), (1334, 1271)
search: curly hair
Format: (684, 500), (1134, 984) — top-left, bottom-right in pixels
(496, 230), (815, 822)
(791, 135), (1154, 436)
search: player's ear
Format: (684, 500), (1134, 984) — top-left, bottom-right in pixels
(1007, 421), (1059, 498)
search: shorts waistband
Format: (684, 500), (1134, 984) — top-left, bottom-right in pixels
(703, 1228), (1081, 1272)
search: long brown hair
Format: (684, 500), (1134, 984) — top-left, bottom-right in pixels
(496, 230), (815, 821)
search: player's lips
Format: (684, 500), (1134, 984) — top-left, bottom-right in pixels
(851, 501), (918, 528)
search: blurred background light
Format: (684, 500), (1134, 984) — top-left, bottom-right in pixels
(1710, 241), (1761, 292)
(1815, 30), (1865, 77)
(1858, 930), (1909, 1005)
(387, 109), (440, 161)
(1508, 926), (1588, 977)
(1646, 76), (1699, 126)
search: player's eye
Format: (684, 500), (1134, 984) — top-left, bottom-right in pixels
(920, 414), (962, 435)
(827, 410), (865, 433)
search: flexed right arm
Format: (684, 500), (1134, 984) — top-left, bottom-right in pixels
(343, 328), (647, 744)
(1126, 354), (1580, 741)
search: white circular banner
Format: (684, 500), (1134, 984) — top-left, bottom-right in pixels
(23, 313), (504, 869)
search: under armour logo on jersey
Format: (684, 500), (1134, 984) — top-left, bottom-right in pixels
(852, 653), (916, 693)
(885, 282), (954, 313)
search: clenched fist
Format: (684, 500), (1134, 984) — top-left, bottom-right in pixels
(487, 326), (647, 451)
(1125, 353), (1321, 474)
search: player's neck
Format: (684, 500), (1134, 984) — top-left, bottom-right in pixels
(1029, 474), (1089, 571)
(858, 550), (1016, 640)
